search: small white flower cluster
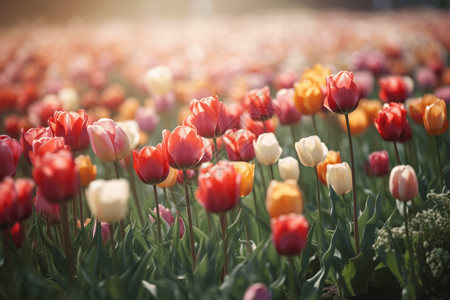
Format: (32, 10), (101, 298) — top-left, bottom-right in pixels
(425, 247), (450, 284)
(373, 225), (406, 260)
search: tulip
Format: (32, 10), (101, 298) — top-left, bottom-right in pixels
(29, 136), (69, 165)
(274, 89), (301, 125)
(161, 126), (205, 170)
(153, 92), (176, 114)
(353, 71), (374, 98)
(233, 162), (255, 197)
(34, 187), (60, 224)
(0, 177), (35, 229)
(144, 66), (173, 96)
(157, 167), (177, 188)
(117, 120), (140, 150)
(374, 103), (409, 142)
(389, 165), (418, 202)
(274, 70), (298, 90)
(338, 108), (369, 135)
(423, 98), (448, 135)
(133, 146), (170, 185)
(184, 95), (230, 138)
(222, 129), (256, 162)
(243, 283), (271, 300)
(224, 102), (243, 130)
(32, 150), (79, 203)
(149, 204), (185, 238)
(293, 79), (324, 115)
(20, 126), (53, 164)
(135, 106), (160, 133)
(254, 133), (283, 166)
(58, 88), (79, 111)
(244, 116), (276, 137)
(48, 109), (89, 152)
(435, 86), (450, 104)
(86, 179), (130, 223)
(271, 213), (309, 255)
(295, 135), (328, 167)
(101, 85), (126, 110)
(266, 180), (303, 219)
(415, 67), (437, 89)
(196, 161), (241, 213)
(0, 135), (22, 180)
(378, 76), (413, 103)
(316, 150), (341, 185)
(326, 162), (352, 195)
(118, 97), (140, 120)
(244, 86), (276, 121)
(75, 155), (97, 187)
(176, 169), (195, 184)
(368, 151), (390, 177)
(92, 221), (111, 245)
(325, 71), (360, 114)
(408, 94), (435, 125)
(301, 64), (331, 86)
(88, 118), (130, 162)
(278, 157), (300, 181)
(358, 99), (382, 124)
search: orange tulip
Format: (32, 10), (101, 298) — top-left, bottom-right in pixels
(118, 97), (140, 120)
(233, 162), (255, 197)
(266, 180), (303, 219)
(316, 150), (341, 185)
(408, 94), (435, 125)
(75, 155), (97, 187)
(157, 167), (178, 189)
(423, 98), (449, 135)
(301, 64), (331, 86)
(293, 79), (324, 115)
(358, 99), (382, 124)
(339, 108), (370, 135)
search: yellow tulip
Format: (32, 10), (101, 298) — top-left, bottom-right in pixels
(157, 167), (178, 189)
(294, 79), (324, 115)
(424, 98), (449, 135)
(233, 162), (255, 197)
(266, 180), (303, 219)
(75, 155), (97, 187)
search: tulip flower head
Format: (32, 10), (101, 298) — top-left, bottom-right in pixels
(133, 145), (170, 185)
(88, 118), (130, 162)
(389, 165), (418, 202)
(368, 151), (390, 177)
(243, 283), (271, 300)
(378, 76), (413, 103)
(423, 98), (448, 135)
(325, 71), (360, 114)
(301, 64), (331, 86)
(274, 88), (301, 125)
(135, 106), (160, 133)
(144, 66), (173, 96)
(157, 167), (178, 189)
(233, 162), (255, 197)
(222, 129), (256, 162)
(326, 162), (352, 195)
(20, 126), (53, 164)
(244, 116), (276, 137)
(149, 204), (185, 238)
(0, 177), (35, 229)
(92, 221), (111, 245)
(408, 94), (435, 125)
(30, 136), (70, 165)
(295, 135), (328, 167)
(0, 135), (22, 180)
(244, 86), (276, 121)
(254, 133), (283, 166)
(374, 103), (409, 142)
(58, 88), (80, 111)
(271, 213), (309, 256)
(266, 180), (303, 219)
(75, 155), (97, 187)
(278, 156), (300, 181)
(117, 120), (141, 150)
(293, 79), (324, 115)
(316, 150), (341, 185)
(48, 109), (90, 152)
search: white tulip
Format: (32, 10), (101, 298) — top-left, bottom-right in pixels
(86, 179), (130, 223)
(253, 133), (283, 166)
(144, 66), (173, 96)
(327, 162), (352, 195)
(58, 87), (79, 111)
(278, 156), (300, 181)
(295, 135), (328, 167)
(117, 120), (140, 150)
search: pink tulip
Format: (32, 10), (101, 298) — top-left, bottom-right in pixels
(389, 165), (418, 202)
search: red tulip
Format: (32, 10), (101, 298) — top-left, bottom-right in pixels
(325, 71), (360, 114)
(224, 102), (243, 130)
(176, 169), (195, 184)
(378, 76), (412, 103)
(161, 126), (205, 170)
(29, 136), (70, 165)
(244, 116), (276, 137)
(368, 150), (390, 177)
(10, 222), (23, 249)
(149, 204), (185, 238)
(20, 127), (53, 164)
(34, 188), (60, 224)
(244, 86), (276, 121)
(274, 89), (301, 125)
(374, 103), (409, 142)
(222, 129), (256, 162)
(32, 150), (79, 203)
(0, 177), (35, 229)
(196, 161), (241, 213)
(0, 135), (22, 180)
(271, 213), (309, 255)
(48, 109), (90, 152)
(133, 145), (170, 185)
(184, 95), (230, 138)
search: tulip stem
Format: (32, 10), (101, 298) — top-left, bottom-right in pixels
(109, 222), (117, 272)
(252, 188), (262, 243)
(119, 221), (125, 241)
(213, 138), (219, 163)
(220, 213), (229, 275)
(60, 202), (75, 283)
(78, 178), (84, 229)
(435, 136), (444, 191)
(1, 230), (13, 279)
(403, 203), (418, 294)
(72, 197), (78, 235)
(153, 185), (162, 245)
(239, 201), (252, 255)
(163, 188), (170, 209)
(312, 115), (319, 135)
(127, 157), (145, 226)
(393, 142), (401, 165)
(344, 114), (360, 255)
(206, 212), (211, 235)
(288, 256), (299, 297)
(268, 164), (275, 180)
(256, 162), (267, 195)
(113, 161), (120, 179)
(313, 167), (323, 231)
(183, 170), (196, 270)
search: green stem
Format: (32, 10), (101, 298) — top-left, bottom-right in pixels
(109, 222), (117, 273)
(252, 188), (262, 243)
(435, 136), (444, 191)
(183, 170), (196, 270)
(312, 115), (319, 136)
(393, 142), (401, 165)
(1, 230), (12, 280)
(163, 188), (170, 209)
(256, 162), (267, 195)
(220, 213), (229, 275)
(268, 164), (275, 181)
(127, 156), (144, 226)
(314, 167), (323, 231)
(78, 178), (84, 229)
(60, 202), (75, 283)
(404, 203), (418, 296)
(213, 138), (219, 163)
(345, 114), (360, 255)
(113, 161), (120, 179)
(239, 201), (252, 255)
(153, 185), (162, 245)
(288, 256), (299, 297)
(72, 193), (78, 235)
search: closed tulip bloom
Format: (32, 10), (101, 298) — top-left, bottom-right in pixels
(153, 92), (176, 114)
(374, 103), (408, 142)
(86, 179), (130, 223)
(48, 109), (89, 152)
(0, 177), (35, 229)
(389, 165), (418, 202)
(368, 151), (390, 177)
(58, 88), (80, 111)
(20, 126), (53, 164)
(293, 79), (324, 115)
(0, 135), (22, 180)
(245, 117), (277, 137)
(144, 66), (173, 96)
(408, 94), (435, 125)
(378, 76), (412, 103)
(75, 155), (97, 187)
(149, 204), (185, 238)
(244, 86), (276, 121)
(32, 150), (79, 203)
(88, 118), (130, 162)
(325, 71), (360, 114)
(29, 136), (69, 165)
(135, 106), (160, 133)
(266, 180), (303, 218)
(326, 162), (352, 195)
(254, 133), (283, 166)
(157, 167), (178, 188)
(161, 126), (205, 170)
(243, 283), (271, 300)
(271, 213), (309, 256)
(278, 157), (300, 181)
(423, 98), (449, 135)
(274, 89), (301, 125)
(301, 64), (331, 86)
(184, 95), (230, 138)
(196, 161), (241, 213)
(92, 221), (111, 245)
(295, 135), (328, 167)
(133, 145), (170, 185)
(233, 162), (255, 197)
(117, 120), (140, 150)
(118, 98), (140, 120)
(34, 187), (60, 224)
(316, 150), (341, 185)
(338, 108), (369, 135)
(223, 129), (256, 162)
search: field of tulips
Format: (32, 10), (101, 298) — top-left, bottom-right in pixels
(1, 9), (450, 300)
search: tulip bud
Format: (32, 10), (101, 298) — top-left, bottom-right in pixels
(374, 103), (409, 142)
(157, 167), (178, 189)
(223, 129), (256, 162)
(233, 162), (255, 197)
(271, 213), (309, 255)
(368, 151), (389, 177)
(92, 221), (111, 245)
(0, 135), (22, 180)
(30, 136), (69, 165)
(149, 204), (185, 238)
(86, 179), (130, 223)
(274, 89), (301, 125)
(378, 76), (412, 103)
(325, 71), (360, 114)
(326, 162), (352, 195)
(408, 94), (435, 125)
(278, 157), (300, 181)
(20, 126), (53, 164)
(135, 106), (160, 133)
(75, 155), (97, 187)
(144, 66), (173, 96)
(133, 145), (170, 185)
(423, 98), (448, 135)
(253, 133), (283, 166)
(301, 64), (331, 86)
(293, 79), (324, 115)
(266, 180), (303, 219)
(117, 120), (141, 150)
(243, 283), (271, 300)
(295, 135), (328, 167)
(48, 109), (89, 152)
(0, 177), (35, 229)
(389, 165), (418, 202)
(316, 150), (341, 185)
(244, 86), (276, 121)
